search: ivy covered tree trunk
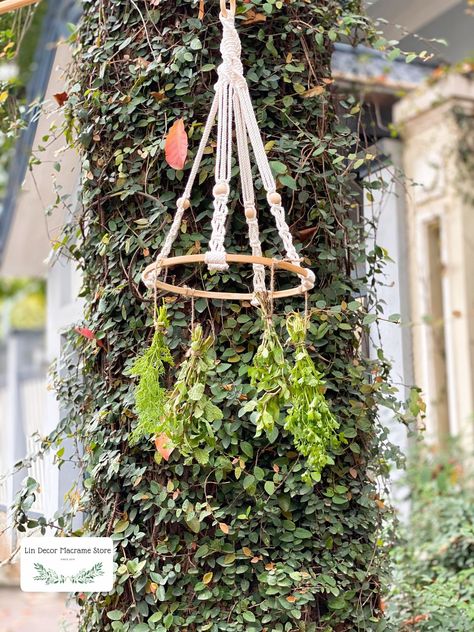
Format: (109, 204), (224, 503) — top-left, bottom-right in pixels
(62, 0), (394, 629)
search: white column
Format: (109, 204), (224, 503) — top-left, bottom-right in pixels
(364, 138), (414, 515)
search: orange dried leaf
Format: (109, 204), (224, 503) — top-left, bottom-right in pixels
(165, 118), (188, 170)
(154, 433), (174, 461)
(219, 522), (230, 534)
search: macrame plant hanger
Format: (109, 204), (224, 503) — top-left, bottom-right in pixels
(142, 0), (315, 302)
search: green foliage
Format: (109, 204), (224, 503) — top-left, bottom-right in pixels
(0, 4), (47, 192)
(9, 0), (412, 629)
(128, 306), (173, 445)
(387, 444), (474, 631)
(285, 312), (344, 484)
(0, 277), (46, 333)
(163, 324), (223, 465)
(245, 299), (290, 437)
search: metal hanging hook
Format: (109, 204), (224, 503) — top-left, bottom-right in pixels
(220, 0), (236, 18)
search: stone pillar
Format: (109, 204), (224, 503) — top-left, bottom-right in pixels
(394, 74), (474, 446)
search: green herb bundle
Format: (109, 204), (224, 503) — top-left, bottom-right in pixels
(285, 312), (343, 483)
(129, 306), (173, 445)
(246, 298), (291, 437)
(164, 324), (223, 465)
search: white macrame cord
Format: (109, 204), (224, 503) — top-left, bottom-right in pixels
(147, 4), (315, 297)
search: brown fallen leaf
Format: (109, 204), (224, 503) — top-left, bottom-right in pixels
(198, 0), (205, 20)
(242, 9), (267, 25)
(219, 522), (230, 534)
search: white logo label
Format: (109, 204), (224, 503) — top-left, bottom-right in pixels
(21, 537), (114, 592)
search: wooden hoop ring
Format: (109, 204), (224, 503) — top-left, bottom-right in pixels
(0, 0), (39, 15)
(220, 0), (236, 18)
(141, 254), (314, 301)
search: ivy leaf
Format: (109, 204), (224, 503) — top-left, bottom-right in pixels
(114, 520), (129, 533)
(165, 119), (188, 170)
(53, 91), (69, 107)
(107, 610), (123, 620)
(185, 517), (201, 533)
(74, 326), (105, 348)
(362, 313), (377, 325)
(264, 480), (275, 495)
(269, 160), (287, 176)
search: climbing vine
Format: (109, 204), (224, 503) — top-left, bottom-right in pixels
(8, 0), (414, 630)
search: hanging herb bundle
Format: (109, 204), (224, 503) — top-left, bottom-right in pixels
(245, 296), (291, 437)
(128, 306), (173, 445)
(285, 312), (343, 483)
(164, 324), (223, 465)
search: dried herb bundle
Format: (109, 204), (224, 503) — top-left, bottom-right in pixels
(128, 306), (173, 445)
(285, 312), (343, 483)
(246, 298), (291, 437)
(164, 324), (223, 465)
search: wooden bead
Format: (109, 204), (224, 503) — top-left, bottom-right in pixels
(245, 206), (257, 219)
(177, 197), (190, 209)
(213, 182), (230, 197)
(267, 191), (282, 206)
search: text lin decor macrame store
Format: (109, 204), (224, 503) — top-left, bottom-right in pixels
(142, 0), (315, 304)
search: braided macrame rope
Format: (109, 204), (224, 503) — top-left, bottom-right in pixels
(149, 3), (315, 296)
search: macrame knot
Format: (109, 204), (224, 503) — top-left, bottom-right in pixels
(217, 14), (246, 89)
(205, 250), (228, 271)
(301, 269), (315, 291)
